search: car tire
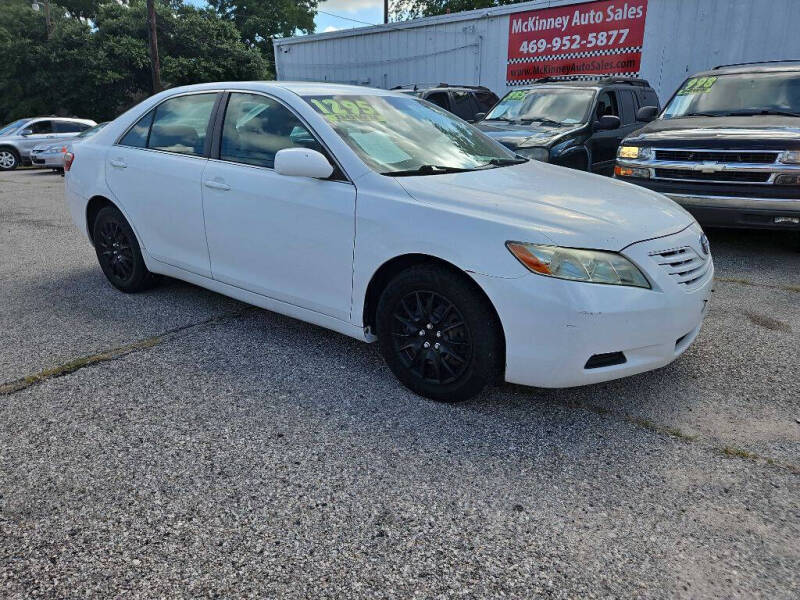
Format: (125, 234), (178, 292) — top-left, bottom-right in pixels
(376, 264), (503, 402)
(0, 147), (20, 171)
(92, 205), (157, 293)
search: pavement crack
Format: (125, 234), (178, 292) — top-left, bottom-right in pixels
(0, 307), (254, 396)
(715, 276), (800, 294)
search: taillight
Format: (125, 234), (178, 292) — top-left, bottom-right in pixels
(64, 152), (75, 172)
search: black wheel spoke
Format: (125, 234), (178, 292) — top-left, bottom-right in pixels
(390, 289), (472, 386)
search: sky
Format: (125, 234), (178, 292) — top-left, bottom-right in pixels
(314, 0), (385, 34)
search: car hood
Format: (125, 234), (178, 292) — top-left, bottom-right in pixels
(395, 161), (693, 251)
(477, 121), (583, 149)
(627, 116), (800, 149)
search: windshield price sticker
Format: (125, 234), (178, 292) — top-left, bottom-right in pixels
(506, 90), (529, 101)
(309, 98), (387, 123)
(677, 76), (718, 95)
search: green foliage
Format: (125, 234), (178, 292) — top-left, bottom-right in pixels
(208, 0), (319, 65)
(392, 0), (528, 20)
(0, 0), (273, 123)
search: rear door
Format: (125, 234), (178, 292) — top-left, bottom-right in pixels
(51, 120), (91, 146)
(105, 92), (219, 277)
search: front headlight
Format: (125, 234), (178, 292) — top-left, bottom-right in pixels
(778, 150), (800, 164)
(617, 146), (653, 160)
(516, 147), (549, 162)
(506, 242), (651, 288)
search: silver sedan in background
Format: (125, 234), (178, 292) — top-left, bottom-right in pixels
(31, 122), (108, 172)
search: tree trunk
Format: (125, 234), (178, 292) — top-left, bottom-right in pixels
(147, 0), (162, 93)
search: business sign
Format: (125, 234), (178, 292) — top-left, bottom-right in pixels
(507, 0), (648, 85)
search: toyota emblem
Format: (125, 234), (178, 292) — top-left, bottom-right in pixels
(700, 234), (710, 256)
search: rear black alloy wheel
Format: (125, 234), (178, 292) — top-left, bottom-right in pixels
(376, 264), (503, 402)
(93, 205), (157, 293)
(390, 290), (472, 386)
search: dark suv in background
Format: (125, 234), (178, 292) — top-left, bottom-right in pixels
(476, 77), (660, 174)
(393, 83), (499, 123)
(615, 61), (800, 231)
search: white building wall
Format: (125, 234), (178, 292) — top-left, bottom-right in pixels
(274, 0), (800, 102)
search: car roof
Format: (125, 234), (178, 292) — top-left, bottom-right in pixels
(26, 117), (95, 122)
(158, 81), (401, 98)
(694, 61), (800, 77)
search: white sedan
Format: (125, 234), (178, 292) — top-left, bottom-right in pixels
(64, 82), (713, 401)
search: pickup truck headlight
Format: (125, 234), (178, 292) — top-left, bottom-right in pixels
(516, 147), (549, 162)
(506, 242), (651, 288)
(778, 150), (800, 164)
(617, 146), (653, 160)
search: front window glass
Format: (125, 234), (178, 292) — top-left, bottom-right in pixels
(303, 94), (517, 175)
(221, 93), (323, 169)
(485, 88), (596, 124)
(29, 121), (53, 134)
(663, 72), (800, 119)
(147, 93), (217, 156)
(0, 119), (27, 136)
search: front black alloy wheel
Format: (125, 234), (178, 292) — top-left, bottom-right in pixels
(376, 264), (503, 402)
(93, 205), (157, 293)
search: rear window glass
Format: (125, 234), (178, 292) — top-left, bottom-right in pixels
(119, 111), (154, 148)
(53, 121), (90, 133)
(148, 94), (216, 156)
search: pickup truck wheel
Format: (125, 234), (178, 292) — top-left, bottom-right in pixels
(0, 148), (19, 171)
(376, 264), (502, 402)
(93, 206), (157, 293)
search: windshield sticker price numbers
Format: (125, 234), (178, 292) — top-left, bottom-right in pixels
(677, 77), (718, 95)
(309, 98), (386, 122)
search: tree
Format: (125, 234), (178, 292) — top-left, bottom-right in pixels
(208, 0), (319, 67)
(0, 0), (270, 123)
(392, 0), (528, 20)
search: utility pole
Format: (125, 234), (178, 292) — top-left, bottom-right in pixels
(384, 0), (389, 24)
(43, 0), (52, 39)
(146, 0), (162, 93)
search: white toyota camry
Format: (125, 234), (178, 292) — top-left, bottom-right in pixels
(64, 82), (713, 401)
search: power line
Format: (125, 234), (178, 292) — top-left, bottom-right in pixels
(316, 9), (378, 27)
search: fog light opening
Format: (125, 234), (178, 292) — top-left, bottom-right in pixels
(585, 352), (627, 369)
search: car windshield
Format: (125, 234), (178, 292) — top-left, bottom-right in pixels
(484, 88), (596, 124)
(303, 94), (518, 175)
(662, 72), (800, 119)
(76, 122), (109, 139)
(0, 119), (27, 136)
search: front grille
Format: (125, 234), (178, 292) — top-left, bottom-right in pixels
(649, 246), (711, 288)
(654, 168), (770, 183)
(655, 150), (778, 163)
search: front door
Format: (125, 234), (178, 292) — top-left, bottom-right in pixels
(589, 90), (624, 175)
(201, 92), (356, 321)
(18, 120), (56, 157)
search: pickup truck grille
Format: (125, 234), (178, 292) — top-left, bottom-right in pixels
(649, 245), (711, 288)
(653, 168), (771, 183)
(654, 150), (779, 163)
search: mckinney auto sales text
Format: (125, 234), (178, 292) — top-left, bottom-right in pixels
(511, 3), (645, 34)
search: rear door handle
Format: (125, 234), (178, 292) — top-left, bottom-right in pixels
(110, 158), (127, 169)
(204, 179), (230, 191)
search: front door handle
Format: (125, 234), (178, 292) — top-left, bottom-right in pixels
(204, 179), (230, 191)
(109, 158), (127, 169)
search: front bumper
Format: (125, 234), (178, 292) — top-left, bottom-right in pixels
(31, 152), (65, 168)
(473, 224), (713, 388)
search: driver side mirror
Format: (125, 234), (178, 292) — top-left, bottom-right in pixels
(636, 105), (659, 122)
(594, 115), (621, 131)
(274, 148), (334, 179)
(20, 128), (33, 136)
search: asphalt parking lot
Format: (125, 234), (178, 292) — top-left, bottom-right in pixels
(1, 168), (798, 598)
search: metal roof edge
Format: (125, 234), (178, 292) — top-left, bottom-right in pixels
(273, 0), (580, 47)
